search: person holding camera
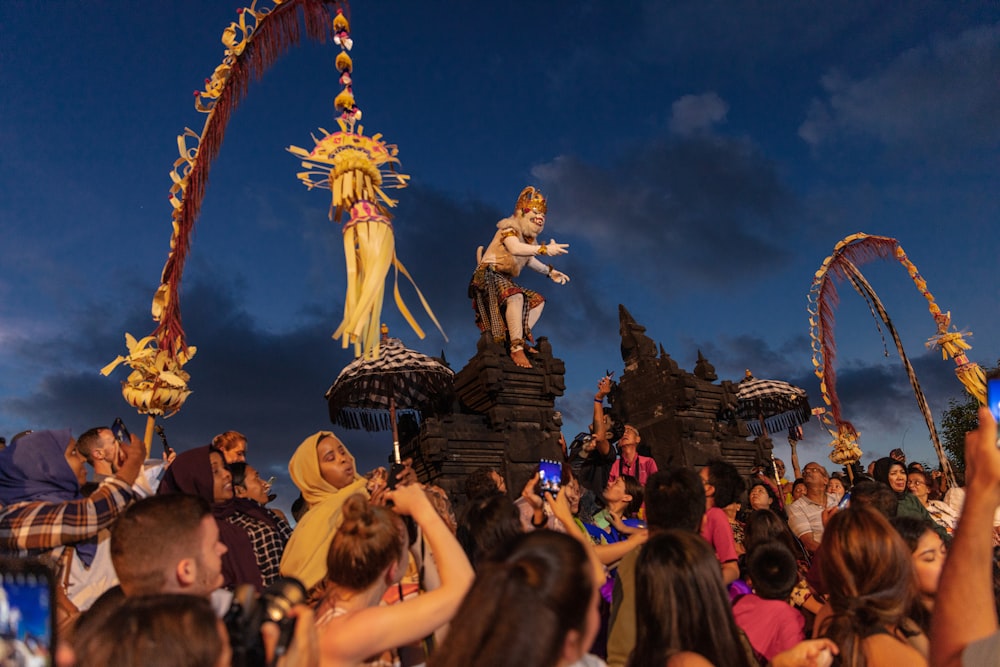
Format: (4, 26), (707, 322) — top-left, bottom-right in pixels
(75, 494), (318, 667)
(312, 483), (474, 667)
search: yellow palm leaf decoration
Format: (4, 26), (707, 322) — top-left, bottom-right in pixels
(287, 8), (445, 359)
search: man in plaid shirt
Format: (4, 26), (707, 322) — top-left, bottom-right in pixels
(0, 429), (145, 558)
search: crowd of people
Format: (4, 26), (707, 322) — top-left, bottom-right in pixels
(1, 378), (999, 667)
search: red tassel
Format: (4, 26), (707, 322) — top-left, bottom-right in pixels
(154, 0), (343, 353)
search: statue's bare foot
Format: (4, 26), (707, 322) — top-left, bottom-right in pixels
(510, 348), (532, 368)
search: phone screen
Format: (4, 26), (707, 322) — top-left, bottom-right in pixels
(837, 491), (851, 510)
(0, 558), (55, 666)
(111, 417), (130, 445)
(538, 459), (562, 494)
(988, 377), (1000, 424)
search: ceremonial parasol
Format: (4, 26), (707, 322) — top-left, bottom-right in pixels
(325, 327), (454, 463)
(731, 370), (813, 487)
(734, 371), (812, 439)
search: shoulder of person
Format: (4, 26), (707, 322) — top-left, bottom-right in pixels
(863, 631), (928, 666)
(666, 651), (715, 667)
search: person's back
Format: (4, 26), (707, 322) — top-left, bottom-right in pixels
(74, 594), (227, 667)
(732, 543), (804, 661)
(315, 486), (473, 667)
(630, 530), (752, 667)
(819, 506), (927, 667)
(606, 468), (706, 667)
(429, 530), (603, 667)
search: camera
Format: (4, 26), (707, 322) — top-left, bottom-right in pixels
(224, 576), (306, 667)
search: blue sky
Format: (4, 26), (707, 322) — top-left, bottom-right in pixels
(2, 1), (998, 513)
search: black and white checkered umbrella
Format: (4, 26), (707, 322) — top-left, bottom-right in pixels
(325, 337), (454, 434)
(734, 372), (812, 437)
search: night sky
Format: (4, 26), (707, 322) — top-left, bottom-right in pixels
(2, 1), (998, 514)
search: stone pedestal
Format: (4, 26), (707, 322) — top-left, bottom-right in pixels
(399, 333), (566, 507)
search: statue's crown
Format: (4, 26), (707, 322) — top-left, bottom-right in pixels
(515, 186), (547, 215)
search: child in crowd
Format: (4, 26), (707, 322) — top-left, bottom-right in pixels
(732, 543), (806, 662)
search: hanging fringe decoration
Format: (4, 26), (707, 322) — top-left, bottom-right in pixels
(287, 7), (446, 360)
(808, 233), (978, 487)
(103, 0), (343, 421)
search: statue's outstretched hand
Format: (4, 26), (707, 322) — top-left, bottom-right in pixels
(543, 239), (569, 256)
(550, 269), (570, 285)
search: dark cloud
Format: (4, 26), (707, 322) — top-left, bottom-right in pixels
(800, 22), (1000, 156)
(0, 276), (396, 515)
(532, 135), (797, 289)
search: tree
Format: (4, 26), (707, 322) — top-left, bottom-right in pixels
(937, 360), (999, 477)
(939, 395), (978, 476)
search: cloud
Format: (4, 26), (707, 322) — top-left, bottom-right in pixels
(0, 276), (393, 512)
(799, 22), (1000, 154)
(531, 134), (797, 289)
(670, 93), (729, 136)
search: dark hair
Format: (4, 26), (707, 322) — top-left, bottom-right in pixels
(227, 461), (249, 489)
(644, 468), (705, 532)
(819, 506), (917, 667)
(464, 467), (504, 502)
(291, 494), (307, 522)
(791, 478), (806, 494)
(747, 478), (787, 521)
(872, 457), (905, 491)
(429, 531), (594, 667)
(850, 480), (899, 519)
(74, 594), (223, 667)
(889, 516), (938, 552)
(76, 427), (108, 461)
(326, 494), (406, 590)
(705, 459), (745, 507)
(110, 495), (212, 596)
(630, 530), (751, 667)
(906, 469), (942, 501)
(743, 509), (807, 564)
(456, 493), (523, 569)
(747, 543), (798, 600)
(621, 474), (645, 518)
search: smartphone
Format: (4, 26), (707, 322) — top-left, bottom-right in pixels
(538, 459), (563, 494)
(837, 492), (851, 510)
(111, 417), (131, 445)
(988, 376), (1000, 424)
(0, 557), (56, 666)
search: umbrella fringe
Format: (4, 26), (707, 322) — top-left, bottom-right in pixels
(746, 407), (813, 437)
(333, 407), (422, 433)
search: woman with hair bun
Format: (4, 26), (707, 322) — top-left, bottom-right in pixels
(313, 484), (473, 667)
(818, 505), (928, 667)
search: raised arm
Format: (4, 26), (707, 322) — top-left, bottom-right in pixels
(547, 487), (606, 587)
(0, 477), (135, 552)
(931, 408), (1000, 667)
(592, 376), (613, 456)
(0, 434), (143, 553)
(322, 484), (474, 664)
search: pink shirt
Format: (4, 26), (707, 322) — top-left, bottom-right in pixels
(700, 506), (738, 564)
(608, 454), (658, 486)
(732, 594), (805, 660)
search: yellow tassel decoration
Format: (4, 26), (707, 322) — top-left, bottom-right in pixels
(286, 9), (444, 359)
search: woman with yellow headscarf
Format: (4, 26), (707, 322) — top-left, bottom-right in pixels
(279, 431), (370, 591)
